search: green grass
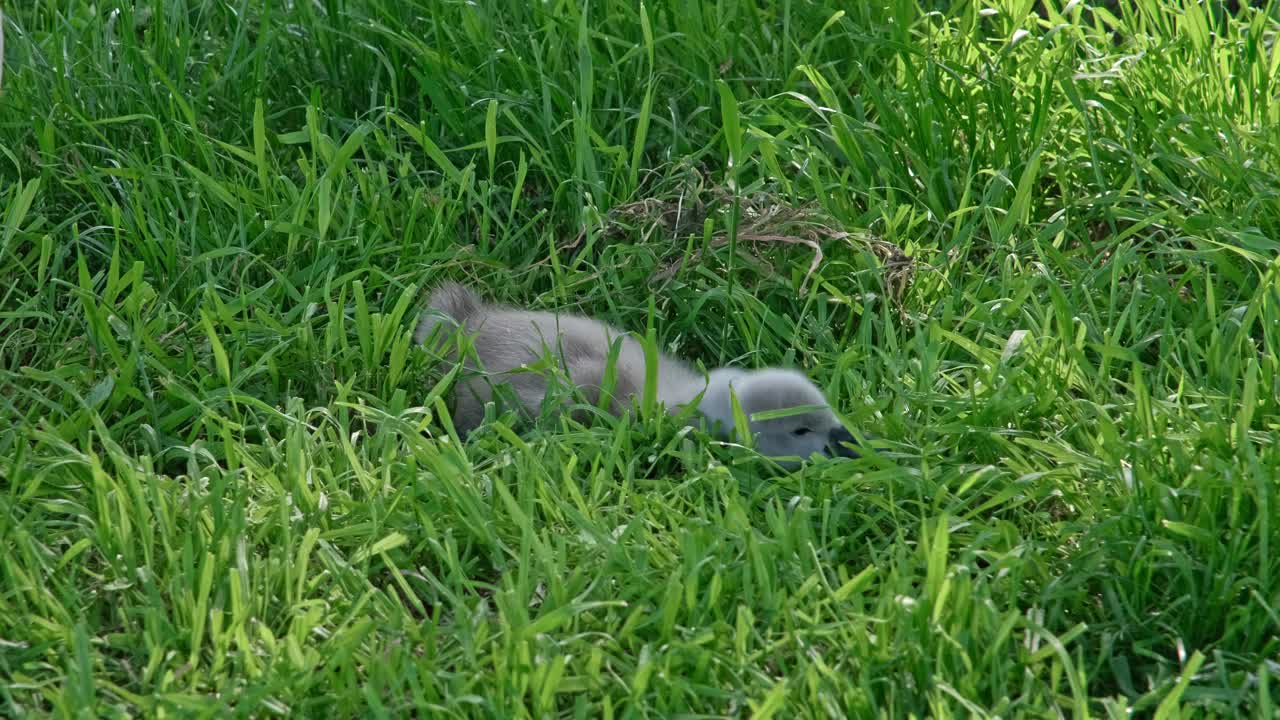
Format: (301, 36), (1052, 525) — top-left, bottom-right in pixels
(2, 0), (1280, 716)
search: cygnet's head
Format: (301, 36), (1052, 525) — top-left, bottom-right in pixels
(697, 368), (859, 467)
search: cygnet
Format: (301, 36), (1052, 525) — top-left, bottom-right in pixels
(416, 283), (860, 465)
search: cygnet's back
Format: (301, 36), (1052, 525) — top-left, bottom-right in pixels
(416, 283), (702, 433)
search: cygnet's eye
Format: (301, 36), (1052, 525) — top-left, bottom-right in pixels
(792, 427), (813, 437)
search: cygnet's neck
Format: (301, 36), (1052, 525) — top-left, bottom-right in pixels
(660, 367), (747, 431)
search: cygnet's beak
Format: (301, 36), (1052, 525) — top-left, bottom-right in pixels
(827, 426), (860, 458)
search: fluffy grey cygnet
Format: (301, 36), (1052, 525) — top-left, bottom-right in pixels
(416, 283), (859, 465)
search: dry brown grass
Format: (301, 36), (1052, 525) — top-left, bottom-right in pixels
(566, 169), (916, 308)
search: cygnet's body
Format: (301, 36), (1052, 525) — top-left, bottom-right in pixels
(416, 283), (858, 465)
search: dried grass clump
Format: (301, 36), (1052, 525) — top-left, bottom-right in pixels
(569, 169), (915, 307)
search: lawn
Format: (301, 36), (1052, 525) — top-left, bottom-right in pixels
(2, 0), (1279, 717)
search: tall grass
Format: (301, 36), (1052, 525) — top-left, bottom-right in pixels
(2, 0), (1278, 716)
